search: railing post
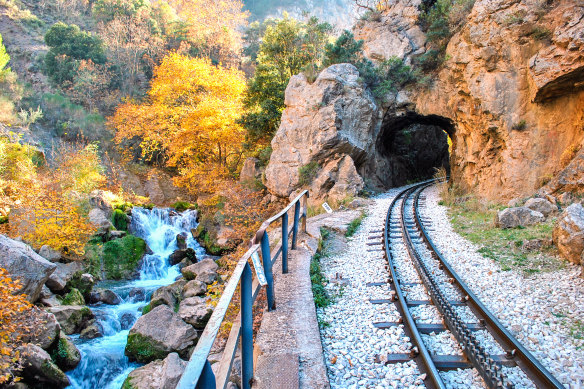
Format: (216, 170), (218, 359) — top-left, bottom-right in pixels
(282, 212), (289, 274)
(261, 232), (275, 310)
(301, 194), (307, 233)
(291, 201), (300, 250)
(241, 263), (253, 389)
(194, 360), (216, 389)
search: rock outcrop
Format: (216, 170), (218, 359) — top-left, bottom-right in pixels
(553, 203), (584, 266)
(122, 352), (187, 389)
(0, 234), (56, 302)
(265, 64), (376, 203)
(125, 305), (198, 363)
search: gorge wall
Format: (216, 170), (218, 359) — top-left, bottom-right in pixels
(266, 0), (584, 203)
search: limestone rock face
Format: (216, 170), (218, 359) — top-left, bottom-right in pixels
(125, 305), (198, 363)
(495, 207), (545, 229)
(239, 157), (262, 183)
(553, 203), (584, 265)
(0, 234), (56, 302)
(265, 64), (377, 202)
(123, 352), (187, 389)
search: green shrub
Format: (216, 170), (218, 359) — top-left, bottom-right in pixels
(298, 161), (320, 186)
(346, 212), (366, 237)
(171, 201), (196, 212)
(311, 227), (332, 308)
(61, 288), (85, 305)
(323, 30), (364, 67)
(373, 57), (417, 98)
(531, 26), (552, 40)
(512, 120), (527, 131)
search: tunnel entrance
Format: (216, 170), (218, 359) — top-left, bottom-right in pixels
(374, 111), (454, 188)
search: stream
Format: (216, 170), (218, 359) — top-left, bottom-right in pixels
(66, 207), (204, 388)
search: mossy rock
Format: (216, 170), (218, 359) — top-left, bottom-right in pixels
(83, 241), (104, 280)
(39, 359), (70, 388)
(50, 333), (81, 371)
(61, 288), (85, 305)
(195, 227), (228, 256)
(103, 235), (147, 280)
(172, 201), (198, 212)
(125, 333), (168, 363)
(121, 376), (137, 389)
(112, 209), (130, 231)
(141, 303), (152, 315)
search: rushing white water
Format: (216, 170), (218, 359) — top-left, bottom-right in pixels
(67, 208), (203, 388)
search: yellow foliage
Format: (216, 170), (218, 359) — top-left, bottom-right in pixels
(112, 53), (248, 193)
(0, 268), (31, 384)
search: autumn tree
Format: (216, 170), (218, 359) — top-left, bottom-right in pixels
(111, 53), (247, 192)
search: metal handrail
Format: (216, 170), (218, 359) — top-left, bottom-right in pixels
(177, 190), (309, 389)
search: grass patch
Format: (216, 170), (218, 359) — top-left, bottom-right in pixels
(311, 227), (332, 308)
(298, 161), (319, 187)
(346, 211), (366, 237)
(447, 199), (564, 274)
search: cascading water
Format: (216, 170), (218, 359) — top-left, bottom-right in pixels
(67, 207), (204, 388)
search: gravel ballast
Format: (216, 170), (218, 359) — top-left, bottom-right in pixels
(316, 185), (584, 388)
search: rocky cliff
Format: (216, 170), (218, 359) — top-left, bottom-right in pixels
(266, 0), (584, 202)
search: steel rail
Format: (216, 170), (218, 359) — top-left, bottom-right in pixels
(411, 184), (565, 389)
(383, 182), (446, 389)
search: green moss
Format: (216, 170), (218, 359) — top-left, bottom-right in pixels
(40, 359), (68, 384)
(311, 228), (333, 308)
(141, 303), (152, 315)
(112, 209), (129, 231)
(125, 333), (166, 363)
(50, 335), (80, 371)
(0, 215), (8, 224)
(103, 235), (147, 280)
(61, 288), (85, 305)
(83, 241), (103, 280)
(172, 201), (197, 212)
(121, 376), (137, 389)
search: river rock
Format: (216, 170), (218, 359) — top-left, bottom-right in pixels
(80, 319), (103, 339)
(495, 207), (545, 229)
(122, 352), (187, 389)
(21, 308), (60, 350)
(89, 289), (122, 305)
(18, 343), (70, 388)
(120, 312), (137, 330)
(129, 288), (145, 301)
(39, 245), (61, 263)
(176, 233), (188, 250)
(183, 280), (207, 298)
(0, 234), (56, 302)
(150, 280), (187, 309)
(181, 258), (218, 281)
(524, 198), (558, 218)
(47, 306), (94, 335)
(178, 296), (213, 329)
(553, 203), (584, 265)
(51, 332), (81, 371)
(61, 288), (85, 305)
(45, 261), (84, 293)
(125, 305), (198, 363)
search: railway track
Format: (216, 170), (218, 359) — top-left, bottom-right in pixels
(370, 181), (565, 389)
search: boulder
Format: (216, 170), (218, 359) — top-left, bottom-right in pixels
(120, 312), (137, 330)
(75, 273), (95, 296)
(524, 198), (558, 218)
(495, 207), (545, 229)
(45, 261), (84, 293)
(181, 258), (218, 281)
(39, 245), (61, 263)
(21, 308), (60, 350)
(40, 294), (62, 307)
(50, 333), (81, 371)
(196, 270), (218, 285)
(558, 192), (576, 206)
(125, 305), (198, 363)
(150, 280), (186, 309)
(522, 239), (552, 252)
(122, 352), (187, 389)
(176, 233), (188, 250)
(129, 288), (145, 302)
(89, 190), (114, 219)
(553, 203), (584, 265)
(183, 280), (207, 298)
(61, 288), (85, 306)
(47, 306), (94, 335)
(18, 343), (70, 388)
(89, 289), (122, 305)
(88, 208), (114, 230)
(0, 234), (56, 302)
(178, 297), (213, 329)
(80, 319), (103, 339)
(109, 230), (127, 240)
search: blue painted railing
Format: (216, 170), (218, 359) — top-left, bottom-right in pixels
(177, 190), (309, 389)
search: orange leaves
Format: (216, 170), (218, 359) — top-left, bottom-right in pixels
(0, 267), (31, 384)
(112, 53), (248, 193)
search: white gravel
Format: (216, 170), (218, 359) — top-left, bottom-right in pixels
(422, 185), (584, 388)
(317, 185), (584, 388)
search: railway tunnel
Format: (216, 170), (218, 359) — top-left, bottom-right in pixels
(370, 111), (454, 188)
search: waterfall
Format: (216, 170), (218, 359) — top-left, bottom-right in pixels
(66, 207), (204, 389)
